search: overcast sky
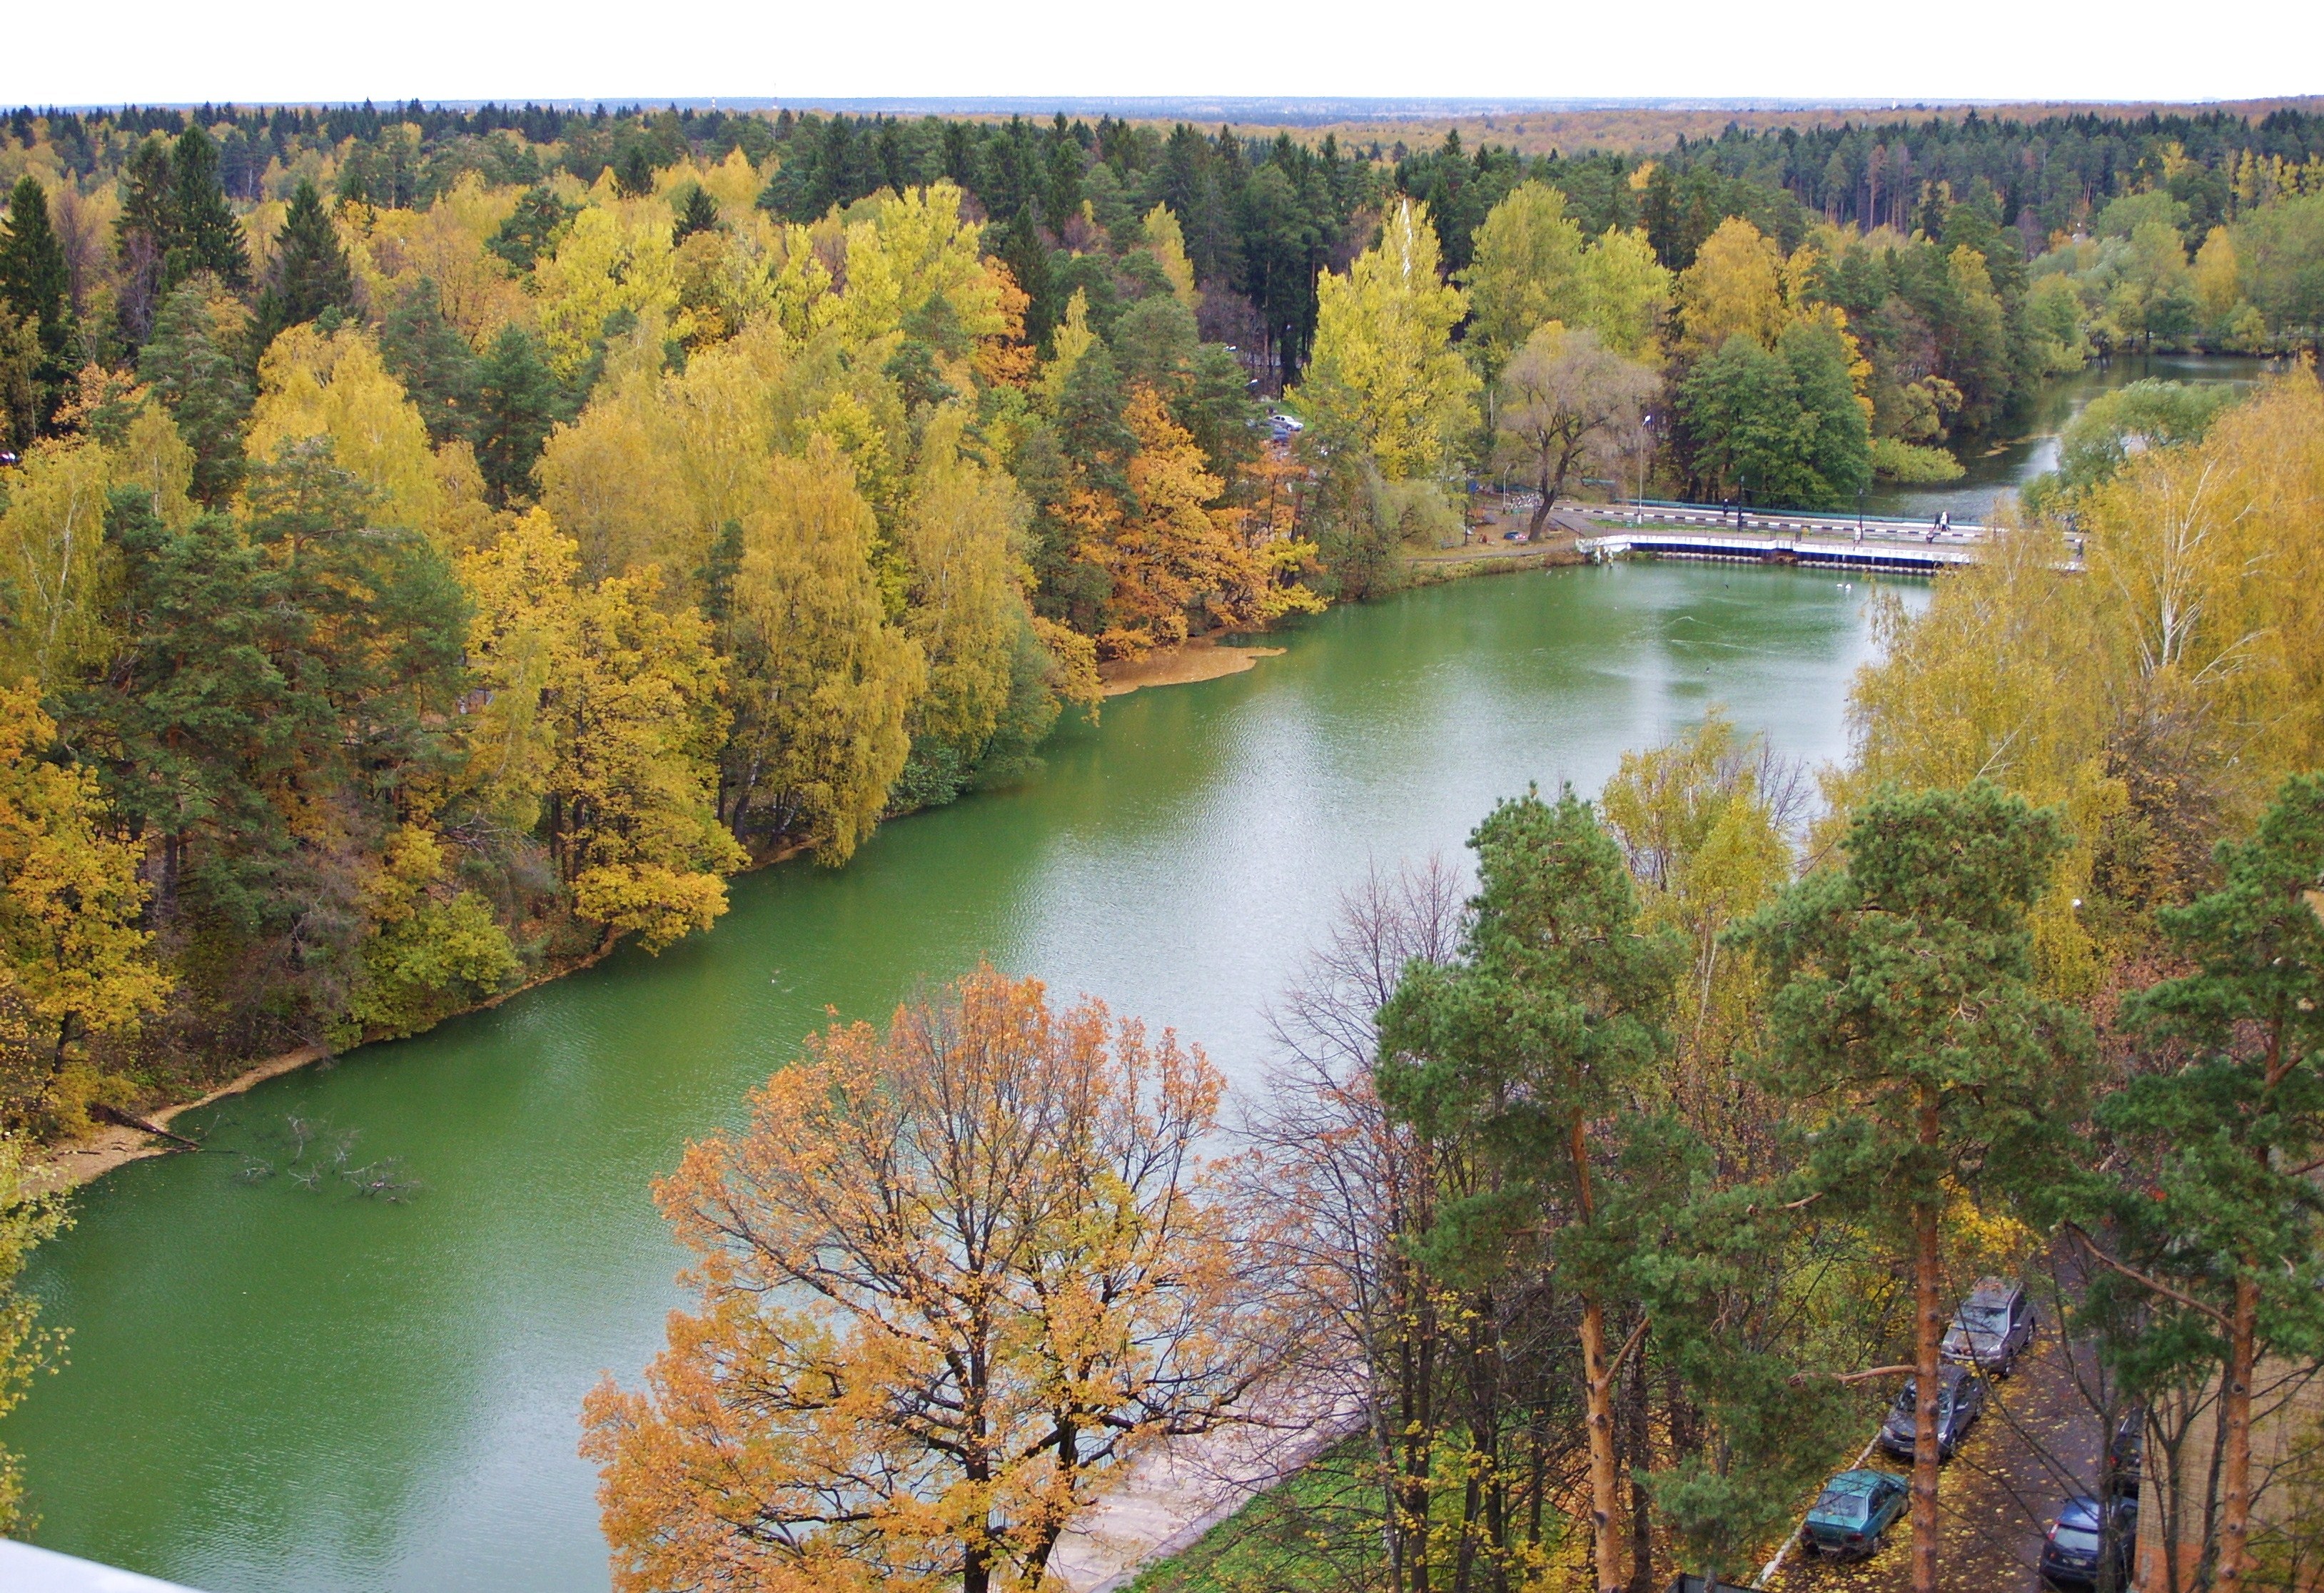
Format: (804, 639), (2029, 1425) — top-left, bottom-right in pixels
(4, 0), (2317, 108)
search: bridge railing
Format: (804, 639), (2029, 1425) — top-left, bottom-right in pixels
(1577, 499), (1986, 537)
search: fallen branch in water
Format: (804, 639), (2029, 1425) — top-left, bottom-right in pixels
(92, 1103), (201, 1151)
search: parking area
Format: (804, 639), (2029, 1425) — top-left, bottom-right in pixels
(1772, 1323), (2108, 1593)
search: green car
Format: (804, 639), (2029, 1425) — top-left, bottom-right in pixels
(1802, 1468), (1909, 1559)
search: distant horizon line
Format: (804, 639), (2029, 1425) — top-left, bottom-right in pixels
(19, 92), (2324, 120)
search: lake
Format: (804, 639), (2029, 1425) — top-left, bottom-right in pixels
(17, 560), (1921, 1592)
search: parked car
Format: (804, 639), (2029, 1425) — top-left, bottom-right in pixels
(1879, 1362), (1988, 1460)
(2038, 1492), (2136, 1588)
(1944, 1278), (2036, 1374)
(1802, 1468), (1909, 1559)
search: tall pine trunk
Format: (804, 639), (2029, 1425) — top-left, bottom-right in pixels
(1579, 1293), (1623, 1593)
(1911, 1088), (1944, 1593)
(1573, 1113), (1625, 1593)
(2216, 1273), (2258, 1592)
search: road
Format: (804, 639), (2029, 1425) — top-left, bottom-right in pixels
(1772, 1322), (2108, 1593)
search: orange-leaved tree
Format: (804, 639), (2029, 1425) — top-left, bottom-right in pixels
(582, 964), (1269, 1593)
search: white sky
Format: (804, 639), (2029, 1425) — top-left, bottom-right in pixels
(2, 0), (2318, 110)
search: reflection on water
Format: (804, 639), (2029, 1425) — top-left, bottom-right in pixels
(1864, 353), (2268, 524)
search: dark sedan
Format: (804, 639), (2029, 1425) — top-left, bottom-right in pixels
(1878, 1363), (1987, 1460)
(2039, 1492), (2136, 1588)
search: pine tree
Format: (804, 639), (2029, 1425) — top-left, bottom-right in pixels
(253, 180), (355, 351)
(0, 178), (75, 425)
(487, 186), (577, 273)
(2093, 775), (2324, 1593)
(1738, 783), (2091, 1593)
(168, 126), (248, 290)
(1377, 789), (1689, 1593)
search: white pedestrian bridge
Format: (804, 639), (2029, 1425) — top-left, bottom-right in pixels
(1572, 500), (2014, 575)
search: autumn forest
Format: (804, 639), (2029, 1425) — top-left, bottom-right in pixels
(4, 93), (2324, 1593)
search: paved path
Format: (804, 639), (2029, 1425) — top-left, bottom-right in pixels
(1049, 1390), (1367, 1592)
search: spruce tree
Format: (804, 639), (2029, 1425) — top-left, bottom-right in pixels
(670, 184), (720, 246)
(0, 177), (76, 421)
(113, 137), (177, 347)
(253, 180), (356, 351)
(139, 280), (252, 505)
(168, 126), (248, 290)
(999, 208), (1057, 348)
(487, 186), (576, 272)
(612, 144), (657, 200)
(379, 277), (481, 447)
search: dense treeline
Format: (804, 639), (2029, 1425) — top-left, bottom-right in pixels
(0, 107), (1351, 1160)
(588, 368), (2324, 1593)
(0, 94), (2320, 1132)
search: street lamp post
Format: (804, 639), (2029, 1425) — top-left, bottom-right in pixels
(1634, 412), (1654, 527)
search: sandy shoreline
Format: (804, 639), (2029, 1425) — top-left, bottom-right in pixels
(1099, 635), (1286, 697)
(29, 935), (626, 1198)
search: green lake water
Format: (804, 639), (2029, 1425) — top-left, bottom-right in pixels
(1864, 351), (2266, 523)
(16, 560), (1924, 1592)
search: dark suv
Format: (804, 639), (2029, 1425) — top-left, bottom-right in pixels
(2039, 1492), (2136, 1588)
(1944, 1278), (2036, 1375)
(1879, 1363), (1987, 1460)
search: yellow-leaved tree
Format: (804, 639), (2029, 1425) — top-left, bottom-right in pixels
(1460, 181), (1589, 377)
(246, 324), (443, 536)
(342, 826), (520, 1041)
(1839, 372), (2324, 987)
(901, 408), (1036, 767)
(0, 1130), (68, 1533)
(582, 965), (1268, 1593)
(834, 181), (1011, 351)
(1674, 216), (1790, 357)
(350, 173), (531, 345)
(533, 206), (683, 379)
(1142, 203), (1201, 311)
(1575, 226), (1675, 361)
(0, 683), (171, 1136)
(1296, 199), (1477, 482)
(722, 438), (924, 863)
(0, 436), (118, 691)
(536, 333), (693, 582)
(1598, 712), (1795, 1129)
(1097, 387), (1320, 654)
(458, 511), (743, 951)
